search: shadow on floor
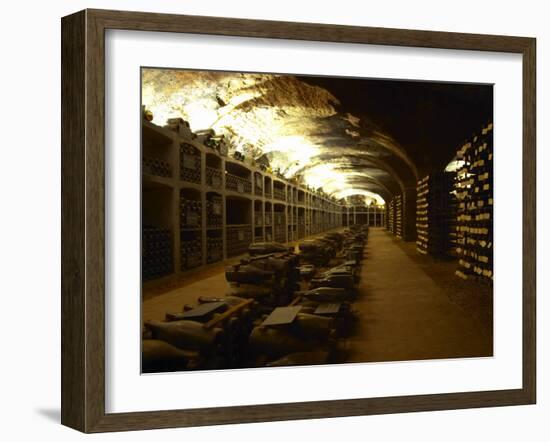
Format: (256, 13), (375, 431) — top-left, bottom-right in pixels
(35, 408), (60, 423)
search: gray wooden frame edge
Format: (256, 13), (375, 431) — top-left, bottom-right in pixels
(61, 8), (536, 433)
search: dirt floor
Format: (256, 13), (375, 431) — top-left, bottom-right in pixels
(391, 235), (493, 338)
(342, 228), (493, 363)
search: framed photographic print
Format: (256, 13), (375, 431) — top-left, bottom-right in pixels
(61, 9), (536, 433)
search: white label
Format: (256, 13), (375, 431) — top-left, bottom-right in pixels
(211, 176), (221, 188)
(183, 154), (195, 169)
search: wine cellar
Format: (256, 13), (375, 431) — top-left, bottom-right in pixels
(141, 70), (494, 372)
(383, 122), (494, 283)
(142, 120), (345, 282)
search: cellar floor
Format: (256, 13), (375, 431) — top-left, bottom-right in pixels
(142, 227), (493, 364)
(345, 228), (493, 362)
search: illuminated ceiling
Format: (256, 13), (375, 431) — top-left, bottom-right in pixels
(142, 69), (492, 204)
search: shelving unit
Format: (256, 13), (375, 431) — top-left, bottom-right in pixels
(387, 199), (395, 234)
(141, 119), (344, 285)
(415, 172), (456, 256)
(454, 123), (493, 282)
(341, 204), (386, 227)
(395, 195), (403, 238)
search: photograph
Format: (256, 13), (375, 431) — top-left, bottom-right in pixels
(140, 68), (494, 373)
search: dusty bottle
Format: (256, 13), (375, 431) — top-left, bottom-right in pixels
(142, 339), (198, 373)
(144, 320), (223, 352)
(249, 326), (324, 358)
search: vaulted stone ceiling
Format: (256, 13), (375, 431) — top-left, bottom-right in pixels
(142, 69), (492, 204)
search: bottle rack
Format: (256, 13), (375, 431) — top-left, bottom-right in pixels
(179, 143), (201, 184)
(387, 199), (395, 234)
(142, 225), (174, 281)
(142, 156), (172, 178)
(416, 172), (456, 256)
(180, 232), (202, 270)
(142, 119), (344, 285)
(454, 123), (493, 282)
(254, 172), (263, 196)
(180, 196), (202, 229)
(225, 172), (252, 194)
(206, 231), (223, 264)
(205, 166), (223, 189)
(344, 205), (386, 227)
(395, 195), (403, 238)
(273, 209), (286, 243)
(254, 210), (263, 226)
(273, 187), (286, 201)
(226, 225), (253, 257)
(205, 194), (223, 229)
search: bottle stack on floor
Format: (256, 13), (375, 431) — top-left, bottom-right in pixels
(387, 199), (395, 234)
(142, 226), (369, 372)
(454, 123), (493, 282)
(395, 195), (403, 238)
(142, 226), (174, 281)
(415, 172), (456, 257)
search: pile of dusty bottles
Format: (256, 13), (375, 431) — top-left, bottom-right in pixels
(142, 225), (369, 372)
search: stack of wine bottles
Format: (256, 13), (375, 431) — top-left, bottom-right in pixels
(254, 173), (263, 195)
(142, 225), (173, 281)
(205, 166), (222, 189)
(226, 225), (252, 257)
(387, 199), (395, 233)
(205, 134), (228, 157)
(455, 122), (493, 282)
(180, 197), (202, 229)
(311, 211), (319, 234)
(298, 216), (305, 238)
(164, 117), (194, 139)
(181, 232), (202, 270)
(180, 193), (203, 270)
(195, 129), (228, 156)
(395, 195), (403, 238)
(206, 233), (223, 264)
(274, 212), (286, 243)
(254, 210), (263, 227)
(415, 172), (456, 256)
(225, 173), (252, 194)
(179, 143), (201, 184)
(206, 195), (223, 228)
(287, 190), (294, 204)
(273, 187), (286, 201)
(142, 156), (172, 178)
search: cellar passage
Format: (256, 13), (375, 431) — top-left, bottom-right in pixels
(141, 69), (493, 372)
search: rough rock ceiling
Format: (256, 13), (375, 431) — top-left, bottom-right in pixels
(142, 69), (492, 204)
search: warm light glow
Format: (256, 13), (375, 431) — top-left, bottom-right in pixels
(142, 69), (409, 201)
(333, 188), (386, 205)
(260, 136), (320, 178)
(303, 164), (347, 191)
(445, 158), (466, 172)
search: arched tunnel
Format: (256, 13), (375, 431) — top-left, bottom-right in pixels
(142, 69), (491, 238)
(141, 68), (494, 371)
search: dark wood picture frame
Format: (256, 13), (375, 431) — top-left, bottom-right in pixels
(61, 9), (536, 433)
